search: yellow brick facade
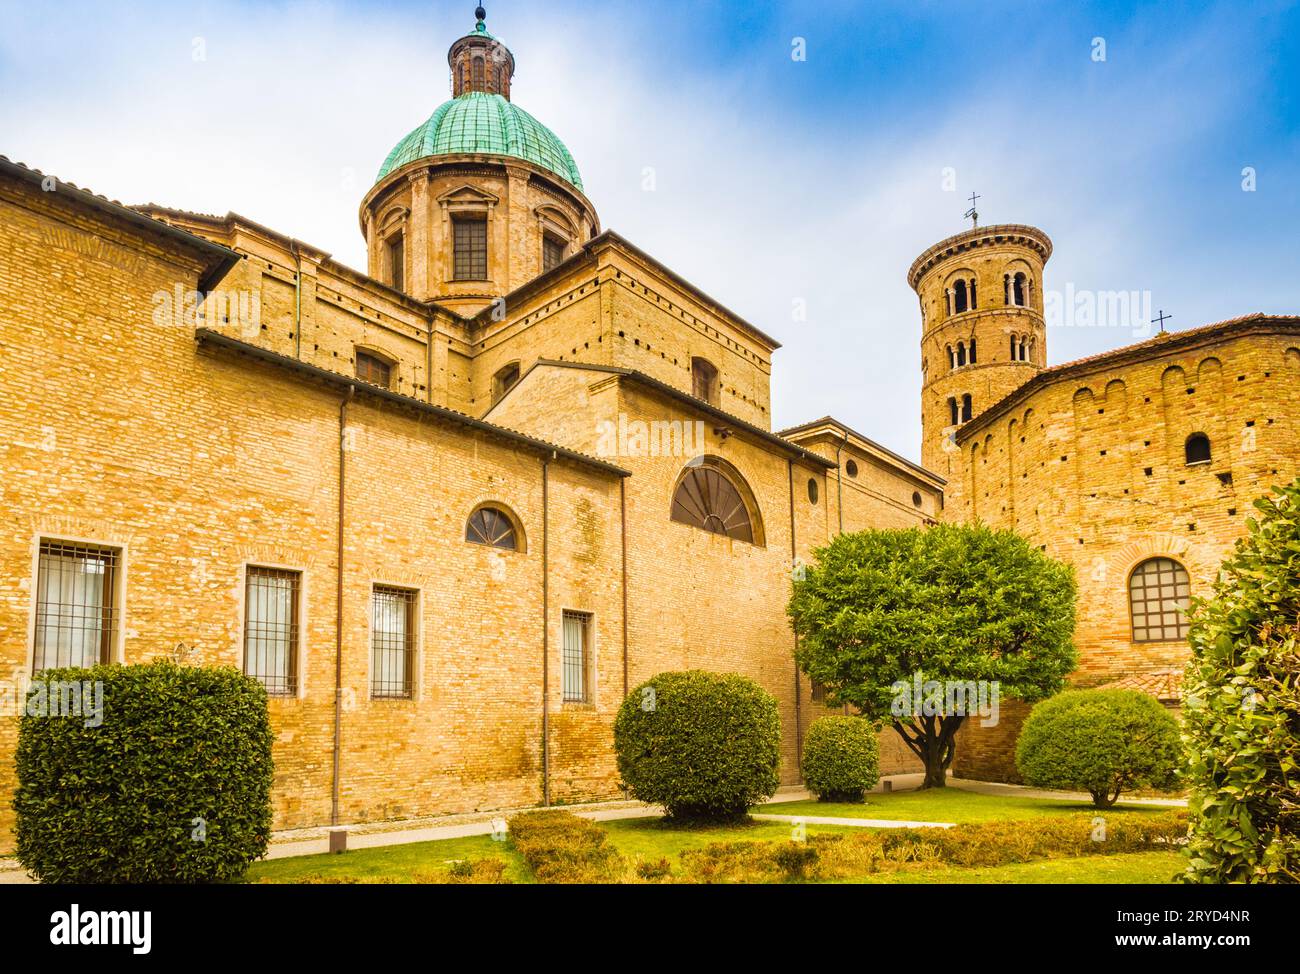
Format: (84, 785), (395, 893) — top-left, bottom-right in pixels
(0, 72), (939, 846)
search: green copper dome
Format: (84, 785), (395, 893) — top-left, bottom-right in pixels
(375, 92), (583, 190)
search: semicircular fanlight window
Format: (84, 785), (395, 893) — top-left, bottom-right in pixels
(671, 466), (754, 543)
(466, 507), (517, 550)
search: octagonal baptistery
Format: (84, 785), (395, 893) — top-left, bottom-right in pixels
(359, 9), (600, 315)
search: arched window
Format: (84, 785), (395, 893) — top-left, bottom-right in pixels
(969, 277), (977, 309)
(961, 393), (973, 423)
(948, 397), (959, 426)
(954, 280), (968, 313)
(492, 362), (521, 404)
(670, 458), (760, 544)
(471, 57), (485, 88)
(969, 338), (977, 364)
(1013, 273), (1027, 307)
(355, 348), (393, 389)
(956, 342), (967, 367)
(465, 506), (520, 551)
(1129, 557), (1191, 642)
(1185, 433), (1211, 465)
(1020, 337), (1028, 361)
(1010, 334), (1018, 359)
(691, 357), (718, 405)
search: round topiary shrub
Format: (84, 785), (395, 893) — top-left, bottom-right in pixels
(802, 716), (880, 802)
(15, 660), (274, 883)
(1014, 688), (1181, 807)
(1181, 479), (1300, 884)
(614, 670), (780, 821)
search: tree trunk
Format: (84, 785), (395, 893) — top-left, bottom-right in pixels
(892, 714), (965, 789)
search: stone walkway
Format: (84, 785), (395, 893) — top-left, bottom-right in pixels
(0, 774), (1187, 882)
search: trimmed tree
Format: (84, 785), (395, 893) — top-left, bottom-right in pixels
(802, 715), (880, 802)
(15, 661), (274, 883)
(614, 670), (780, 821)
(1181, 479), (1300, 884)
(1015, 689), (1182, 807)
(788, 522), (1077, 788)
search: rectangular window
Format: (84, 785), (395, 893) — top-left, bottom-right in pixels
(562, 610), (591, 703)
(542, 235), (565, 272)
(453, 217), (488, 280)
(244, 567), (300, 696)
(355, 350), (392, 389)
(371, 586), (416, 699)
(33, 540), (119, 673)
(386, 234), (404, 292)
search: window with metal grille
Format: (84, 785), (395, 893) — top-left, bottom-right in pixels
(371, 586), (416, 699)
(386, 233), (404, 292)
(355, 349), (392, 388)
(244, 567), (300, 696)
(1128, 557), (1191, 643)
(562, 611), (591, 703)
(453, 217), (488, 280)
(32, 541), (119, 673)
(542, 234), (565, 272)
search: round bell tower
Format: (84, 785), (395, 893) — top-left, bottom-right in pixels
(911, 223), (1052, 478)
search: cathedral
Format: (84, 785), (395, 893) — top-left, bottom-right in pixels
(0, 8), (1296, 843)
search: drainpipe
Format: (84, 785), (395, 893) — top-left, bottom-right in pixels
(834, 430), (849, 534)
(788, 460), (803, 775)
(620, 478), (629, 698)
(331, 384), (354, 826)
(541, 451), (553, 806)
(292, 241), (302, 360)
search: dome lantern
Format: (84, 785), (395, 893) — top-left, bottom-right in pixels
(448, 5), (514, 100)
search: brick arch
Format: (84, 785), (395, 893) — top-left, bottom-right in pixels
(1103, 377), (1127, 400)
(1160, 364), (1186, 390)
(1072, 386), (1096, 405)
(1114, 535), (1192, 581)
(1284, 347), (1300, 369)
(1197, 356), (1222, 384)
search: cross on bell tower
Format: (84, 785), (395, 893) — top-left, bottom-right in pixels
(963, 192), (981, 229)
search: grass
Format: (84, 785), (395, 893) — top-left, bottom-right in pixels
(600, 816), (857, 861)
(845, 850), (1183, 884)
(243, 789), (1186, 884)
(244, 834), (531, 884)
(765, 787), (1174, 823)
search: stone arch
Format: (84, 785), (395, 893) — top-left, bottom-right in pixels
(1285, 347), (1300, 370)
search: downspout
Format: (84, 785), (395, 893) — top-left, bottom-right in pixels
(788, 459), (803, 776)
(331, 384), (354, 826)
(834, 430), (849, 534)
(541, 451), (553, 806)
(292, 241), (302, 360)
(620, 478), (629, 698)
(426, 317), (434, 404)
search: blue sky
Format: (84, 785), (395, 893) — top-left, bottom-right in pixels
(1, 0), (1297, 462)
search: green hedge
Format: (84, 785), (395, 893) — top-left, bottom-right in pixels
(802, 716), (880, 802)
(1015, 689), (1181, 807)
(15, 661), (274, 883)
(1181, 480), (1300, 883)
(508, 810), (625, 883)
(677, 811), (1188, 883)
(614, 670), (780, 821)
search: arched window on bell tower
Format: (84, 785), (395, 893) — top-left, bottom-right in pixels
(954, 279), (968, 313)
(961, 393), (973, 422)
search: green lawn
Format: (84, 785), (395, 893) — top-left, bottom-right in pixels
(600, 817), (857, 860)
(245, 834), (532, 884)
(244, 789), (1185, 884)
(765, 787), (1173, 823)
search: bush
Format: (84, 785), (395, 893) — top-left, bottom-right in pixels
(508, 810), (625, 883)
(802, 716), (880, 802)
(1015, 689), (1181, 807)
(1181, 480), (1300, 884)
(676, 811), (1188, 883)
(15, 661), (274, 883)
(614, 670), (781, 821)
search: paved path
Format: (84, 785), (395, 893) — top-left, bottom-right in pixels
(0, 774), (1185, 881)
